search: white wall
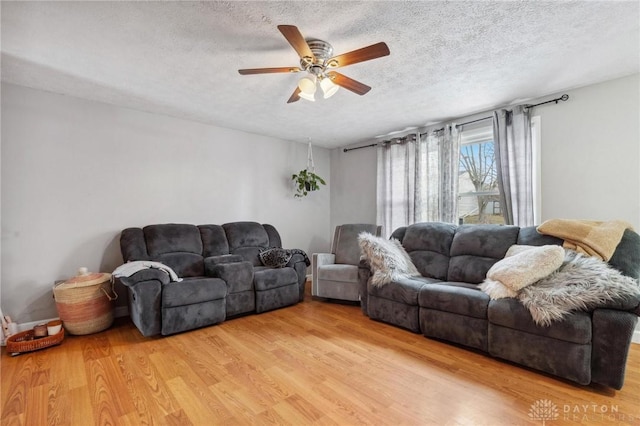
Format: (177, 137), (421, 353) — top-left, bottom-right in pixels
(330, 73), (640, 231)
(329, 146), (377, 233)
(535, 74), (639, 228)
(1, 83), (331, 324)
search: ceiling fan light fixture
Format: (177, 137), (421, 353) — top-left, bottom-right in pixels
(298, 74), (317, 95)
(320, 77), (339, 99)
(298, 91), (316, 102)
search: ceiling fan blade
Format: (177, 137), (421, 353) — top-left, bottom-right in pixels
(238, 67), (301, 75)
(329, 42), (390, 68)
(327, 71), (371, 95)
(278, 25), (315, 60)
(287, 87), (301, 103)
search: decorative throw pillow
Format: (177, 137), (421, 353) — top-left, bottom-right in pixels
(479, 244), (564, 299)
(259, 248), (292, 268)
(358, 232), (420, 287)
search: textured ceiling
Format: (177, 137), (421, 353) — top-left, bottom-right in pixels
(2, 1), (639, 149)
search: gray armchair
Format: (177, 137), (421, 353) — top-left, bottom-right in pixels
(312, 224), (382, 301)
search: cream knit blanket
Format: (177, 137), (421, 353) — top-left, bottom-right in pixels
(537, 219), (632, 261)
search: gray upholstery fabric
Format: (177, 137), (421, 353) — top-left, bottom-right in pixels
(162, 277), (227, 308)
(199, 225), (230, 257)
(120, 227), (150, 261)
(357, 221), (640, 388)
(488, 299), (591, 344)
(119, 221), (305, 337)
(144, 224), (203, 256)
(488, 324), (591, 385)
(368, 295), (422, 332)
(419, 284), (489, 319)
(226, 291), (255, 317)
(318, 264), (359, 282)
(517, 226), (563, 246)
(590, 309), (638, 389)
(223, 222), (270, 251)
(447, 224), (519, 283)
(402, 222), (456, 280)
(313, 223), (381, 302)
(420, 309), (488, 351)
(155, 252), (204, 278)
(256, 284), (299, 314)
(254, 267), (298, 291)
(369, 276), (436, 306)
(211, 261), (254, 293)
(609, 229), (640, 279)
(161, 299), (226, 335)
(333, 224), (381, 265)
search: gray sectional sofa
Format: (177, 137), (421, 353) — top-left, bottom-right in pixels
(117, 222), (308, 336)
(358, 222), (640, 389)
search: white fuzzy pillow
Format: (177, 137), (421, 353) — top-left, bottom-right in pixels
(358, 232), (420, 287)
(479, 245), (565, 299)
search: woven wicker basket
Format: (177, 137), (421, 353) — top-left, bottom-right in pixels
(53, 271), (116, 335)
(6, 328), (64, 355)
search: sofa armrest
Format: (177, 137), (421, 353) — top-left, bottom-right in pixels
(204, 255), (245, 275)
(117, 269), (171, 287)
(591, 308), (638, 389)
(114, 276), (163, 337)
(312, 253), (336, 296)
(358, 258), (372, 316)
(209, 261), (253, 292)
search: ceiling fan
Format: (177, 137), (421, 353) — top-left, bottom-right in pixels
(238, 25), (390, 103)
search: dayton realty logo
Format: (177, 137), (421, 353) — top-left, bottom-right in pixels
(528, 399), (559, 425)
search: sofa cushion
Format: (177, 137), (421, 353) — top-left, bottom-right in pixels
(447, 225), (520, 283)
(199, 224), (230, 257)
(144, 224), (203, 257)
(402, 222), (456, 280)
(334, 224), (379, 265)
(369, 276), (438, 306)
(488, 298), (591, 344)
(254, 268), (298, 291)
(419, 283), (490, 319)
(162, 277), (227, 308)
(155, 253), (204, 278)
(318, 264), (359, 283)
(223, 222), (270, 266)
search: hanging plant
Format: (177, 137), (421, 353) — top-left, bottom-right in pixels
(292, 169), (326, 197)
(292, 140), (326, 198)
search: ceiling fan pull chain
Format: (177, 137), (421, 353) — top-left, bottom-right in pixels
(307, 140), (315, 172)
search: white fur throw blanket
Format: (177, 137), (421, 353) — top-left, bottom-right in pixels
(358, 232), (420, 287)
(518, 250), (640, 326)
(481, 247), (640, 326)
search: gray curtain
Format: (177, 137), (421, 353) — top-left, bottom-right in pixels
(377, 127), (460, 237)
(493, 106), (534, 226)
(376, 135), (418, 237)
(416, 125), (460, 224)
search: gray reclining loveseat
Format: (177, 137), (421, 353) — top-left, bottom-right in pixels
(117, 221), (308, 336)
(358, 222), (640, 389)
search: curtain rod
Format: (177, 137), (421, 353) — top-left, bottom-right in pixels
(342, 94), (569, 152)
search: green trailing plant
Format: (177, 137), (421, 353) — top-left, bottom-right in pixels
(292, 169), (326, 198)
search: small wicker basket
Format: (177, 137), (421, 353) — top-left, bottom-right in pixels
(6, 328), (64, 355)
(53, 270), (116, 335)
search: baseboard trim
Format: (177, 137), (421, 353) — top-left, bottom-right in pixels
(633, 329), (640, 344)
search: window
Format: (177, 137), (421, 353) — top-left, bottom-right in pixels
(457, 122), (504, 224)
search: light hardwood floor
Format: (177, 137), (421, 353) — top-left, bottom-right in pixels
(2, 289), (639, 425)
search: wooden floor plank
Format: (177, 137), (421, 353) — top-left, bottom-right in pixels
(2, 291), (640, 425)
